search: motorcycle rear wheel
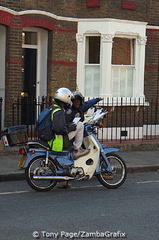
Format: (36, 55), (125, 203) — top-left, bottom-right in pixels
(96, 153), (127, 189)
(25, 156), (57, 192)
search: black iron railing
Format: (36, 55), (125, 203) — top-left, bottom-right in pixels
(12, 96), (52, 139)
(96, 98), (159, 143)
(12, 97), (159, 143)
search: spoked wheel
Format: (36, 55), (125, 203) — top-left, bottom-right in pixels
(96, 153), (127, 189)
(25, 156), (57, 192)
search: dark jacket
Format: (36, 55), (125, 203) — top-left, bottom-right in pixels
(49, 102), (74, 150)
(65, 98), (101, 123)
(51, 103), (73, 135)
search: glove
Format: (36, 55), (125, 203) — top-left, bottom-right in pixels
(69, 123), (77, 132)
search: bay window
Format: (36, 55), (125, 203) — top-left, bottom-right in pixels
(76, 18), (147, 104)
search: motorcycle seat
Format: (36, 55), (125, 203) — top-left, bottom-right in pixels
(50, 150), (70, 156)
(27, 140), (71, 156)
(27, 140), (50, 150)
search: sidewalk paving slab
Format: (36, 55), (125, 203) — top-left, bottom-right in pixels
(0, 148), (159, 182)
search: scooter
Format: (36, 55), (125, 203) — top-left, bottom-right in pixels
(22, 108), (127, 191)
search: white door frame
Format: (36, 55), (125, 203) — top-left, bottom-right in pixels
(22, 27), (48, 99)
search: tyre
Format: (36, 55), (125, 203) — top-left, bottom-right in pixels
(96, 153), (127, 189)
(25, 156), (57, 192)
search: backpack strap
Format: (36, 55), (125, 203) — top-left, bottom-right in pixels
(51, 107), (61, 121)
(49, 105), (63, 151)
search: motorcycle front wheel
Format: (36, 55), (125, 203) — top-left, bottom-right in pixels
(96, 153), (127, 189)
(25, 156), (57, 192)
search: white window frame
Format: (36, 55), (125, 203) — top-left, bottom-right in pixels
(84, 34), (101, 97)
(76, 18), (147, 105)
(111, 36), (136, 98)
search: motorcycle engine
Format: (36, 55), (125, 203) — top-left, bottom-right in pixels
(69, 167), (84, 177)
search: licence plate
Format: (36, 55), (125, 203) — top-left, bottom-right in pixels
(18, 155), (27, 168)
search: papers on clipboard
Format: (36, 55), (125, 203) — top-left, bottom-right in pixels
(73, 117), (81, 124)
(84, 108), (107, 124)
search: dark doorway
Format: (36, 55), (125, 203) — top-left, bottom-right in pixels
(21, 48), (37, 125)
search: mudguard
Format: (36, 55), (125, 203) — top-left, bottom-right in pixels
(23, 150), (47, 168)
(23, 150), (72, 169)
(104, 148), (119, 155)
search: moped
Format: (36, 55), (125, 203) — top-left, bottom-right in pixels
(21, 108), (127, 191)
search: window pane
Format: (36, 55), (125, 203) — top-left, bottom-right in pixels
(112, 37), (135, 65)
(22, 32), (37, 45)
(112, 66), (134, 97)
(85, 65), (100, 97)
(85, 36), (100, 64)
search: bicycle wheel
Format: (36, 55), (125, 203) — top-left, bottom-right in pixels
(96, 153), (127, 189)
(25, 156), (57, 192)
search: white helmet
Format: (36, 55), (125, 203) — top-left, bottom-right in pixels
(54, 87), (72, 104)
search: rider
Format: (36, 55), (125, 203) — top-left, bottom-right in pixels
(48, 87), (90, 159)
(65, 91), (103, 123)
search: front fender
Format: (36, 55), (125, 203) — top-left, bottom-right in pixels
(103, 148), (119, 155)
(24, 151), (46, 168)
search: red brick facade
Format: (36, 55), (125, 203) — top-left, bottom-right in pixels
(0, 0), (159, 127)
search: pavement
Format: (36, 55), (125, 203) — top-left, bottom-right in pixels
(0, 144), (159, 182)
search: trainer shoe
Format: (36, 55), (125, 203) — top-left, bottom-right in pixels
(73, 148), (90, 160)
(57, 181), (70, 188)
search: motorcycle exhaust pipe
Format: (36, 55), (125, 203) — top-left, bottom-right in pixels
(33, 175), (74, 180)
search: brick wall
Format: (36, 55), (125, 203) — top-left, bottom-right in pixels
(145, 29), (159, 99)
(0, 14), (78, 126)
(48, 20), (77, 97)
(5, 16), (23, 125)
(0, 6), (78, 126)
(1, 0), (159, 126)
(0, 0), (159, 24)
